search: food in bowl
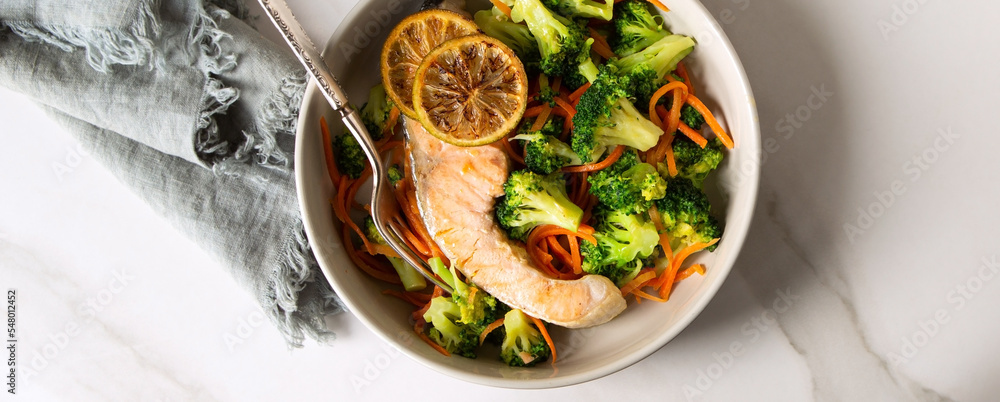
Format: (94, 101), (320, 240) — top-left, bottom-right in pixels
(318, 0), (739, 368)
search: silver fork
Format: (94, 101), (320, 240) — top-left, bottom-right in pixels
(259, 0), (453, 293)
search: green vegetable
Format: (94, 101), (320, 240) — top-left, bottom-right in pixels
(542, 0), (614, 21)
(332, 134), (365, 179)
(474, 9), (541, 73)
(668, 136), (724, 188)
(653, 177), (723, 251)
(364, 216), (426, 291)
(500, 309), (551, 366)
(610, 0), (670, 57)
(495, 170), (584, 241)
(610, 34), (695, 106)
(580, 205), (660, 285)
(570, 65), (664, 162)
(423, 258), (506, 358)
(359, 83), (395, 141)
(513, 132), (583, 175)
(504, 0), (590, 78)
(587, 150), (667, 214)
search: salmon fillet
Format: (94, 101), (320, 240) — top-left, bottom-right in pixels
(405, 118), (626, 328)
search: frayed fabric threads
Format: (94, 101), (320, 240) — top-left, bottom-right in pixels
(1, 0), (163, 72)
(0, 0), (343, 349)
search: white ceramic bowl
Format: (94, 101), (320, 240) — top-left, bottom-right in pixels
(295, 0), (760, 388)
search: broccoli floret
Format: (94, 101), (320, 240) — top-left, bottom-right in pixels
(474, 9), (541, 72)
(680, 104), (705, 130)
(653, 178), (723, 251)
(610, 0), (670, 56)
(387, 164), (404, 186)
(359, 83), (394, 141)
(612, 34), (696, 79)
(518, 115), (565, 137)
(505, 0), (589, 77)
(500, 309), (551, 366)
(542, 0), (614, 20)
(495, 170), (584, 241)
(580, 205), (660, 285)
(561, 38), (599, 90)
(423, 296), (480, 358)
(513, 133), (583, 174)
(587, 150), (667, 214)
(670, 136), (724, 188)
(364, 216), (427, 291)
(570, 66), (664, 162)
(332, 134), (365, 179)
(610, 34), (695, 107)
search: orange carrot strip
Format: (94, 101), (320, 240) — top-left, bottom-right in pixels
(655, 239), (718, 298)
(490, 0), (512, 18)
(531, 104), (553, 131)
(674, 264), (706, 283)
(384, 106), (400, 137)
(546, 236), (574, 267)
(479, 317), (505, 346)
(648, 82), (688, 127)
(528, 315), (557, 364)
(677, 122), (709, 148)
(632, 288), (668, 302)
(554, 96), (576, 119)
(569, 234), (582, 275)
(588, 27), (617, 60)
(569, 82), (591, 103)
(415, 322), (451, 357)
(531, 224), (597, 245)
(686, 95), (734, 149)
(663, 133), (678, 176)
(501, 136), (525, 165)
(562, 145), (625, 173)
(646, 0), (671, 13)
(343, 225), (400, 283)
(524, 104), (547, 117)
(620, 268), (657, 296)
(676, 61), (694, 96)
(319, 117), (342, 185)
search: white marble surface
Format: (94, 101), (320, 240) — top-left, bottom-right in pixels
(2, 0), (998, 400)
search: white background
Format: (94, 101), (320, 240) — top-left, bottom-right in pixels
(2, 0), (999, 400)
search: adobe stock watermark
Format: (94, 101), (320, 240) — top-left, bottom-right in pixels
(887, 254), (997, 366)
(877, 0), (935, 40)
(843, 127), (959, 243)
(7, 289), (16, 395)
(683, 288), (799, 400)
(350, 330), (416, 394)
(222, 309), (267, 353)
(20, 269), (134, 379)
(338, 0), (406, 63)
(51, 143), (90, 182)
(718, 84), (833, 194)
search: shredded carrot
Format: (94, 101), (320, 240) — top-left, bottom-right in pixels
(620, 268), (657, 297)
(588, 27), (617, 60)
(674, 264), (706, 283)
(528, 315), (557, 364)
(415, 321), (451, 357)
(531, 224), (597, 246)
(647, 81), (688, 127)
(646, 0), (671, 13)
(569, 82), (591, 103)
(384, 106), (400, 137)
(686, 95), (734, 149)
(676, 61), (694, 96)
(677, 122), (709, 148)
(501, 136), (525, 165)
(551, 76), (562, 92)
(632, 288), (668, 302)
(654, 239), (718, 298)
(554, 96), (576, 119)
(562, 145), (625, 173)
(319, 117), (342, 185)
(531, 104), (553, 131)
(342, 224), (401, 284)
(489, 0), (512, 19)
(479, 317), (505, 346)
(546, 236), (574, 267)
(524, 104), (547, 117)
(663, 134), (678, 176)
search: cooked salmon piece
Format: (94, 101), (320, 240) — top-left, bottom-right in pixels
(405, 118), (626, 328)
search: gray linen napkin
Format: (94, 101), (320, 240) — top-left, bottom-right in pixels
(0, 0), (343, 347)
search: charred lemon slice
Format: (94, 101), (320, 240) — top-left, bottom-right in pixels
(381, 9), (480, 119)
(412, 35), (528, 147)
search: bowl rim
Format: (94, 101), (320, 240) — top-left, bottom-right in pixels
(295, 0), (760, 389)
